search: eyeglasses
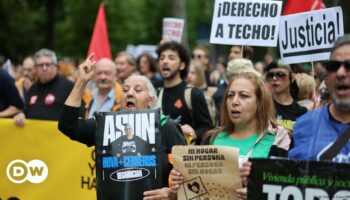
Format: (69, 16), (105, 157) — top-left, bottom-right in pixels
(266, 71), (287, 81)
(323, 60), (350, 73)
(36, 63), (54, 69)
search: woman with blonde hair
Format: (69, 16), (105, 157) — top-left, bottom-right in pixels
(170, 72), (291, 200)
(186, 61), (218, 125)
(295, 73), (316, 111)
(186, 60), (207, 90)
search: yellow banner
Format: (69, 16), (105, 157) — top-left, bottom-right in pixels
(0, 119), (96, 200)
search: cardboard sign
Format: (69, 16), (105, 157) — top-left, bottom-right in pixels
(248, 158), (350, 200)
(162, 18), (185, 42)
(279, 7), (344, 64)
(172, 145), (241, 200)
(210, 0), (282, 47)
(95, 109), (160, 199)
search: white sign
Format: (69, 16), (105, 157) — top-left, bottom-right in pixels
(279, 7), (344, 64)
(162, 18), (185, 43)
(210, 0), (282, 47)
(126, 44), (157, 59)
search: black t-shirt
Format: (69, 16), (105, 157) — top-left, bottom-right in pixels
(0, 69), (24, 112)
(161, 81), (213, 143)
(109, 135), (152, 156)
(25, 75), (73, 120)
(274, 100), (308, 121)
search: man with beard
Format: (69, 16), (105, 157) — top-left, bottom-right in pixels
(83, 58), (122, 118)
(157, 41), (213, 144)
(289, 35), (350, 163)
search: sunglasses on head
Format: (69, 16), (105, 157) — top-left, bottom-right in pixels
(323, 60), (350, 73)
(266, 71), (287, 81)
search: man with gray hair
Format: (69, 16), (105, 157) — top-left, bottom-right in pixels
(114, 52), (136, 83)
(14, 48), (74, 126)
(289, 34), (350, 163)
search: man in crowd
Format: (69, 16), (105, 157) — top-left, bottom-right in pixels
(16, 56), (37, 101)
(114, 52), (136, 83)
(83, 58), (122, 118)
(289, 35), (350, 163)
(14, 48), (74, 126)
(228, 45), (254, 61)
(157, 41), (213, 144)
(0, 68), (24, 117)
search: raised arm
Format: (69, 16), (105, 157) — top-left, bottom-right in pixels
(65, 53), (95, 107)
(58, 54), (96, 147)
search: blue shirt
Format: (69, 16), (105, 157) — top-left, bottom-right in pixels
(88, 88), (115, 118)
(288, 105), (350, 163)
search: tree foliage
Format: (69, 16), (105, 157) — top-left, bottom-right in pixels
(0, 0), (349, 63)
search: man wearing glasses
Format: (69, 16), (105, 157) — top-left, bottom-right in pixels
(289, 35), (350, 163)
(14, 49), (74, 126)
(265, 60), (307, 131)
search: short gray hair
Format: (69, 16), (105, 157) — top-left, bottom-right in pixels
(34, 48), (57, 64)
(331, 34), (350, 58)
(117, 52), (135, 66)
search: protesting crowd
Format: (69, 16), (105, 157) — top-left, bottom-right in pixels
(1, 0), (350, 200)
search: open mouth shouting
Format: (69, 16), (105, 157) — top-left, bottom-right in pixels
(161, 63), (174, 77)
(125, 100), (136, 110)
(334, 81), (350, 97)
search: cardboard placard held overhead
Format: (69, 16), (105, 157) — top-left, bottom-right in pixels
(172, 145), (241, 200)
(210, 0), (282, 47)
(162, 18), (185, 42)
(279, 7), (344, 64)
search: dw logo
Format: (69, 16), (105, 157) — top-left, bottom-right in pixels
(6, 159), (48, 184)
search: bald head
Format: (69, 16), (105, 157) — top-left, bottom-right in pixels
(22, 57), (36, 81)
(93, 58), (117, 91)
(95, 58), (116, 73)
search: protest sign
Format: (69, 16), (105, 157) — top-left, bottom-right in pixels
(210, 0), (282, 47)
(248, 158), (350, 200)
(126, 44), (157, 59)
(0, 119), (95, 200)
(95, 109), (160, 199)
(172, 145), (241, 200)
(162, 18), (185, 42)
(279, 7), (344, 64)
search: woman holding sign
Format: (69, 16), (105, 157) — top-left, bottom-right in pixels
(170, 72), (291, 199)
(58, 53), (186, 200)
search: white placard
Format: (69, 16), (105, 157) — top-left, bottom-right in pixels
(279, 7), (344, 64)
(162, 18), (185, 43)
(210, 0), (282, 47)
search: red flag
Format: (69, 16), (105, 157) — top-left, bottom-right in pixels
(87, 3), (112, 61)
(282, 0), (325, 15)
